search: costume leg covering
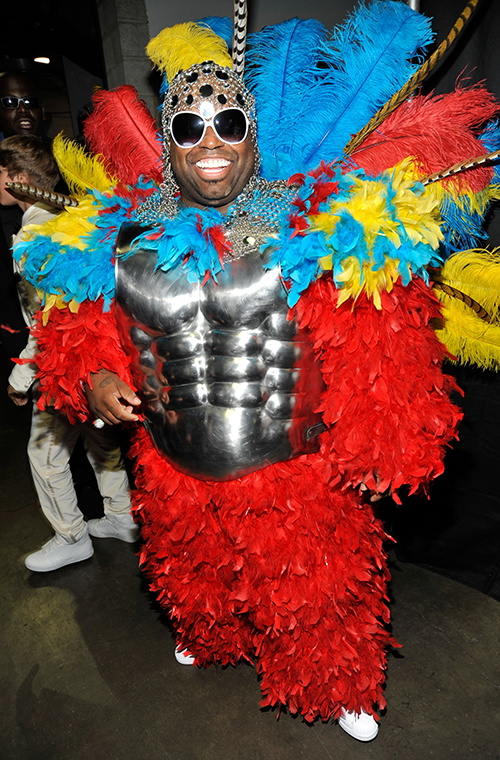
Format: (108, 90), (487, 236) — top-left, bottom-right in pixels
(131, 428), (254, 665)
(214, 456), (392, 722)
(132, 430), (392, 721)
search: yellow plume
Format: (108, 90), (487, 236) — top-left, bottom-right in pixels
(52, 133), (116, 197)
(439, 249), (500, 318)
(147, 22), (232, 82)
(435, 248), (500, 370)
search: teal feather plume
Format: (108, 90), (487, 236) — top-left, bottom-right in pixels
(246, 1), (434, 179)
(246, 17), (328, 180)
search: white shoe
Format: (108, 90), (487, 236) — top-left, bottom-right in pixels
(338, 709), (379, 742)
(25, 532), (94, 572)
(175, 646), (195, 665)
(87, 513), (139, 543)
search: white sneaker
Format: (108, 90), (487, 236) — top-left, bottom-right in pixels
(338, 709), (379, 742)
(175, 646), (195, 665)
(25, 532), (94, 572)
(87, 513), (139, 543)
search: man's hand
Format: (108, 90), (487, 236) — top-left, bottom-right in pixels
(86, 369), (141, 425)
(360, 473), (388, 503)
(7, 384), (29, 406)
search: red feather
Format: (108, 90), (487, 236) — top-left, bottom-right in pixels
(84, 85), (163, 185)
(351, 84), (499, 192)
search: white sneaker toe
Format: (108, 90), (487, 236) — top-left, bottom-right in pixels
(87, 514), (139, 543)
(175, 646), (196, 665)
(338, 709), (379, 742)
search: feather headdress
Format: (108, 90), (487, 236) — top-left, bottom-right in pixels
(245, 18), (328, 180)
(345, 0), (481, 155)
(246, 1), (434, 179)
(147, 22), (232, 84)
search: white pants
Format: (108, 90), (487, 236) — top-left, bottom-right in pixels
(28, 403), (132, 542)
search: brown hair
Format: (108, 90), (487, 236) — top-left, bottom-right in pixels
(0, 135), (59, 191)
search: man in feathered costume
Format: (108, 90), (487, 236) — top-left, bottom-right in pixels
(14, 0), (500, 743)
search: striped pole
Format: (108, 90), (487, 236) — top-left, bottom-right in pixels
(233, 0), (248, 77)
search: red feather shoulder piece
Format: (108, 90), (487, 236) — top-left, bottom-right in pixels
(84, 85), (163, 185)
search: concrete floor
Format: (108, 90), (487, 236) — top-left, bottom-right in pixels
(1, 350), (500, 760)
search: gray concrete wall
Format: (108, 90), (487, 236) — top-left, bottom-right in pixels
(145, 0), (358, 37)
(96, 0), (156, 115)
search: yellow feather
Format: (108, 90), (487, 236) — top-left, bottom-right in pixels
(435, 297), (500, 370)
(147, 22), (232, 81)
(52, 133), (116, 197)
(439, 248), (500, 318)
(41, 294), (80, 324)
(435, 248), (500, 370)
(20, 197), (105, 321)
(21, 196), (100, 253)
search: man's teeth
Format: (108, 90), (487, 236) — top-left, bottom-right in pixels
(196, 158), (230, 169)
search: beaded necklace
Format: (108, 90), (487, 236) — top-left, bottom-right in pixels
(135, 176), (300, 259)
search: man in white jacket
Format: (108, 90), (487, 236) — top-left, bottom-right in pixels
(0, 135), (138, 571)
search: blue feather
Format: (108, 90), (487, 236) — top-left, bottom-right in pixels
(246, 1), (434, 179)
(301, 1), (434, 168)
(246, 18), (328, 181)
(437, 121), (500, 258)
(196, 16), (233, 48)
(479, 120), (500, 186)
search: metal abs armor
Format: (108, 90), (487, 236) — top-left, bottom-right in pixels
(115, 224), (325, 481)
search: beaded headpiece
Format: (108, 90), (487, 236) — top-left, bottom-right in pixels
(165, 62), (255, 124)
(137, 7), (259, 218)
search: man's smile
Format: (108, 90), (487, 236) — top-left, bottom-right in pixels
(194, 157), (231, 176)
(14, 116), (35, 131)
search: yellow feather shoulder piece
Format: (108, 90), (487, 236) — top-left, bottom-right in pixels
(52, 133), (117, 197)
(147, 22), (232, 81)
(434, 248), (500, 370)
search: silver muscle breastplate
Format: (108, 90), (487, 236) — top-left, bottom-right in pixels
(115, 223), (325, 481)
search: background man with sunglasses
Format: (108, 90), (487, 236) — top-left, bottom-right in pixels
(0, 73), (44, 357)
(0, 73), (44, 141)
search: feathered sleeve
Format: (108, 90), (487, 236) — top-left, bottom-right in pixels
(15, 181), (155, 422)
(295, 276), (462, 503)
(30, 298), (134, 423)
(279, 162), (463, 501)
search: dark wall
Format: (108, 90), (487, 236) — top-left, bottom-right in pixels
(420, 0), (500, 246)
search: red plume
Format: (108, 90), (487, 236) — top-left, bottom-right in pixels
(84, 85), (163, 185)
(350, 84), (499, 193)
